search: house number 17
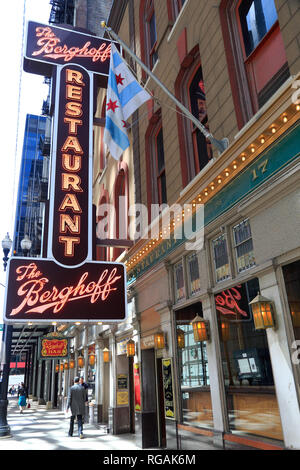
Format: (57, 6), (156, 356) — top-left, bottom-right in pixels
(251, 158), (269, 181)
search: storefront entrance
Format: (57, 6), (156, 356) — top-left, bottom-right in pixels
(137, 348), (166, 448)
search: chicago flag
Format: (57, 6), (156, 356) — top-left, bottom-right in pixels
(103, 43), (151, 160)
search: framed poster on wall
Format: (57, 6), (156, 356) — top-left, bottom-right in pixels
(162, 358), (175, 419)
(133, 363), (141, 412)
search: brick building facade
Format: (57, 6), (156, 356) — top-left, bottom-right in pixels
(54, 0), (300, 450)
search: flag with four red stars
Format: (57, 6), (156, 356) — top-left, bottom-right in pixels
(103, 43), (151, 160)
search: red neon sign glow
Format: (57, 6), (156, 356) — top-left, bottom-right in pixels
(10, 262), (122, 316)
(215, 285), (248, 317)
(32, 26), (111, 63)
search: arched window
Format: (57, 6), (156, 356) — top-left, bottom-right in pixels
(220, 0), (289, 124)
(175, 48), (213, 186)
(113, 164), (129, 260)
(145, 109), (167, 209)
(172, 0), (186, 20)
(140, 0), (158, 75)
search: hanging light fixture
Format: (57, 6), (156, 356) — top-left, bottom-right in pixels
(177, 328), (185, 349)
(64, 362), (68, 370)
(103, 348), (110, 363)
(89, 353), (96, 367)
(191, 315), (210, 342)
(249, 293), (276, 330)
(126, 339), (135, 357)
(60, 363), (64, 372)
(69, 359), (75, 370)
(289, 302), (300, 328)
(78, 354), (84, 368)
(55, 364), (59, 373)
(154, 331), (165, 349)
(221, 321), (230, 342)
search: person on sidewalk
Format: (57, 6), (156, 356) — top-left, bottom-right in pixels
(17, 382), (27, 413)
(67, 376), (86, 439)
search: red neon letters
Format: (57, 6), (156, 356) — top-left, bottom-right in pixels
(215, 285), (248, 317)
(33, 26), (111, 63)
(10, 263), (122, 316)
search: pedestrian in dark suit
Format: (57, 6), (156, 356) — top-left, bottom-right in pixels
(67, 376), (87, 438)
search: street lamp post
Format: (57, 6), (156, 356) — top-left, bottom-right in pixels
(0, 233), (13, 437)
(20, 235), (32, 257)
(2, 233), (12, 272)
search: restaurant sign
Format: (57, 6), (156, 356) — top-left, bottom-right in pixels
(3, 258), (127, 323)
(38, 333), (69, 360)
(24, 21), (115, 77)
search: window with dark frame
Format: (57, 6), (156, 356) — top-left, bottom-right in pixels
(187, 253), (200, 296)
(233, 218), (256, 273)
(220, 0), (289, 122)
(155, 127), (167, 205)
(172, 0), (186, 20)
(174, 261), (185, 302)
(238, 0), (278, 57)
(212, 234), (231, 282)
(188, 67), (213, 175)
(145, 0), (158, 70)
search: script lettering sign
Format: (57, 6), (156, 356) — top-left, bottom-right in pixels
(4, 258), (127, 323)
(24, 21), (114, 76)
(38, 335), (69, 360)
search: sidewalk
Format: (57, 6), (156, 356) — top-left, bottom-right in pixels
(0, 397), (143, 451)
(0, 397), (241, 453)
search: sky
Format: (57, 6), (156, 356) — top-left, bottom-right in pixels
(0, 0), (52, 322)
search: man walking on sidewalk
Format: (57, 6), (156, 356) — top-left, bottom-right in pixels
(67, 376), (86, 439)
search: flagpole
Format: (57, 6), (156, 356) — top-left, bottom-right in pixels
(101, 22), (229, 154)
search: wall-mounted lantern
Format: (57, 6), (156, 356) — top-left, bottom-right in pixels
(78, 354), (84, 368)
(89, 353), (96, 367)
(126, 339), (135, 357)
(177, 328), (185, 349)
(64, 362), (68, 370)
(60, 363), (64, 372)
(55, 364), (59, 373)
(103, 348), (110, 363)
(69, 359), (75, 370)
(154, 331), (165, 349)
(191, 315), (210, 342)
(249, 293), (276, 330)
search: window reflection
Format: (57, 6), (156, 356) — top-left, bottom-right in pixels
(216, 278), (283, 441)
(176, 304), (213, 429)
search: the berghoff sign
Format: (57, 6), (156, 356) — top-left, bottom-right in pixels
(4, 259), (126, 322)
(24, 21), (114, 76)
(3, 22), (127, 323)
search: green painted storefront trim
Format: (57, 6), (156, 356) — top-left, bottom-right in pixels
(128, 122), (300, 284)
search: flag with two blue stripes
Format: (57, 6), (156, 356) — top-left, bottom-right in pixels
(103, 43), (151, 160)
